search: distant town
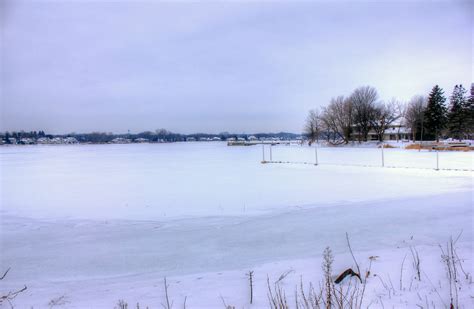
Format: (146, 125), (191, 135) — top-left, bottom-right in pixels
(0, 130), (303, 145)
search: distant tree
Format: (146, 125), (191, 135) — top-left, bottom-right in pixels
(4, 132), (11, 144)
(369, 98), (402, 142)
(395, 101), (408, 141)
(155, 128), (170, 141)
(155, 129), (169, 136)
(405, 96), (427, 141)
(349, 86), (378, 142)
(321, 96), (353, 144)
(87, 132), (114, 143)
(304, 108), (323, 144)
(424, 85), (447, 142)
(467, 85), (474, 138)
(137, 131), (154, 139)
(447, 85), (468, 140)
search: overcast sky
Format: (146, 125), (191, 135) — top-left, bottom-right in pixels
(1, 0), (472, 134)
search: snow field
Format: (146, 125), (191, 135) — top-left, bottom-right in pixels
(0, 143), (472, 308)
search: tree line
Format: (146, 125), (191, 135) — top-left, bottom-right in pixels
(2, 131), (47, 141)
(304, 84), (474, 144)
(0, 129), (301, 144)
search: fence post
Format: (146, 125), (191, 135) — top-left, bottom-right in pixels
(262, 144), (265, 162)
(436, 149), (439, 170)
(270, 144), (273, 162)
(315, 146), (318, 165)
(381, 144), (385, 167)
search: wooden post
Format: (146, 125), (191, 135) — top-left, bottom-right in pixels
(436, 149), (439, 171)
(381, 144), (385, 167)
(270, 144), (273, 162)
(315, 146), (318, 165)
(262, 144), (265, 162)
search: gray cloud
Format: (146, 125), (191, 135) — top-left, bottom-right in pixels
(1, 0), (472, 134)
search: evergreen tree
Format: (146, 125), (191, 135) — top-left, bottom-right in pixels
(424, 85), (447, 142)
(447, 84), (467, 140)
(466, 84), (474, 138)
(5, 132), (11, 144)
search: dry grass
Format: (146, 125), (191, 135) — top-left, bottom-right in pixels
(405, 144), (420, 150)
(435, 146), (472, 152)
(405, 143), (472, 151)
(267, 245), (370, 309)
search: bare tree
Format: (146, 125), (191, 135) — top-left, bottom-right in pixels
(395, 102), (407, 142)
(321, 96), (353, 145)
(304, 109), (323, 145)
(349, 86), (378, 142)
(370, 99), (402, 142)
(405, 96), (427, 141)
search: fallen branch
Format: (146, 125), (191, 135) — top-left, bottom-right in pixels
(335, 268), (361, 284)
(0, 285), (27, 303)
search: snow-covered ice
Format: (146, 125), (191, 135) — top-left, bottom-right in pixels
(0, 143), (472, 308)
(1, 143), (472, 220)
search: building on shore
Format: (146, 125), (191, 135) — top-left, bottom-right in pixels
(352, 122), (411, 141)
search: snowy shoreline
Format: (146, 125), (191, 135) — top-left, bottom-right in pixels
(2, 190), (472, 308)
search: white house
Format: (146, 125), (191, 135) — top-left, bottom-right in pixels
(352, 122), (411, 141)
(110, 137), (131, 144)
(19, 138), (35, 144)
(378, 123), (411, 141)
(50, 137), (64, 144)
(64, 137), (79, 144)
(37, 137), (51, 144)
(135, 138), (149, 143)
